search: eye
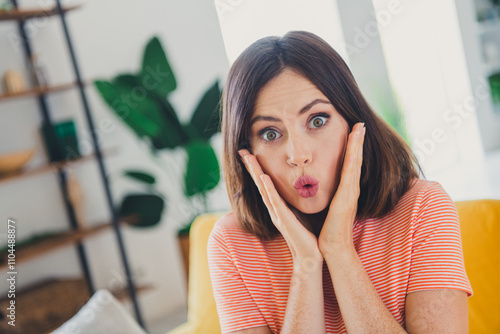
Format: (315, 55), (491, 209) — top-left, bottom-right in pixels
(260, 129), (282, 142)
(308, 114), (329, 128)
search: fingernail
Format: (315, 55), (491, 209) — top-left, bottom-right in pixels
(244, 155), (249, 164)
(238, 150), (244, 158)
(360, 122), (365, 131)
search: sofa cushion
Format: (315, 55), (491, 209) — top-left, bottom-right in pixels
(456, 199), (500, 333)
(168, 212), (225, 334)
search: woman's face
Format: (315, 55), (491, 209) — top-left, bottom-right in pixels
(249, 68), (349, 214)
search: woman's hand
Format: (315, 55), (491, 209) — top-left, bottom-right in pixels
(318, 122), (366, 254)
(238, 149), (323, 262)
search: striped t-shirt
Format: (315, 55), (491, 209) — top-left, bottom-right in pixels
(207, 179), (473, 333)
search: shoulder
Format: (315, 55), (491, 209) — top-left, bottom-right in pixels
(404, 178), (444, 197)
(211, 211), (243, 234)
(209, 211), (254, 246)
(400, 179), (459, 230)
(411, 179), (455, 212)
(380, 179), (455, 223)
(208, 212), (272, 262)
(398, 179), (453, 209)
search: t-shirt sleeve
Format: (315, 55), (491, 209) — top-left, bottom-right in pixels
(407, 181), (473, 297)
(207, 221), (268, 333)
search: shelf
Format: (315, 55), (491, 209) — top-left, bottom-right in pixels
(0, 4), (81, 21)
(0, 217), (134, 271)
(0, 1), (146, 326)
(0, 81), (81, 102)
(0, 146), (119, 185)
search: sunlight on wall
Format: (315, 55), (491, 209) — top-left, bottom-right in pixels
(213, 0), (346, 65)
(372, 0), (490, 199)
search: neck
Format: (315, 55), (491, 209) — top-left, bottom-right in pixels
(288, 204), (329, 237)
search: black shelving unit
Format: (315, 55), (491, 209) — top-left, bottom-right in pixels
(1, 0), (146, 330)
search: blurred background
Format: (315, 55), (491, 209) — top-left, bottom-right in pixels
(0, 0), (498, 333)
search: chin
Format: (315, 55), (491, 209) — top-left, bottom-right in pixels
(290, 197), (329, 215)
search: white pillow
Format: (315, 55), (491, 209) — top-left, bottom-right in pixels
(52, 289), (146, 334)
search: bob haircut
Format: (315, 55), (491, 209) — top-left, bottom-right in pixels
(221, 30), (422, 241)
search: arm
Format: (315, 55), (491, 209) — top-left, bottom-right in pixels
(230, 255), (326, 334)
(403, 182), (471, 333)
(323, 245), (406, 333)
(318, 123), (405, 332)
(239, 150), (327, 333)
(405, 289), (468, 333)
(321, 189), (471, 334)
(281, 255), (326, 333)
(323, 243), (469, 333)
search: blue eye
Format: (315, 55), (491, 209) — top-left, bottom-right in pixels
(261, 129), (281, 141)
(309, 115), (327, 128)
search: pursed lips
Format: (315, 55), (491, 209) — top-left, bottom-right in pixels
(293, 175), (319, 198)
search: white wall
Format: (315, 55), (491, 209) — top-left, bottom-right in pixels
(370, 0), (493, 200)
(0, 0), (229, 327)
(214, 0), (346, 65)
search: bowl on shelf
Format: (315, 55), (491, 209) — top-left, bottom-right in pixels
(0, 148), (35, 174)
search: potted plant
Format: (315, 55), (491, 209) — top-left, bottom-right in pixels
(94, 36), (222, 281)
(118, 170), (166, 228)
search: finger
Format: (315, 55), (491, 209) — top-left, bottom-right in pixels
(239, 149), (265, 184)
(356, 126), (366, 183)
(239, 150), (276, 221)
(260, 174), (298, 232)
(259, 175), (280, 224)
(351, 125), (365, 199)
(342, 122), (364, 169)
(339, 122), (364, 189)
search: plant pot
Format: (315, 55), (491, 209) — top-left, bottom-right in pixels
(177, 234), (190, 288)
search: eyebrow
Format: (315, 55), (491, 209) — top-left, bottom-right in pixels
(250, 99), (332, 126)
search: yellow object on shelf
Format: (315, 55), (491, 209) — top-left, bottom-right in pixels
(0, 148), (35, 174)
(2, 69), (25, 95)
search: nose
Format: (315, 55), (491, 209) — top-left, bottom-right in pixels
(286, 139), (312, 167)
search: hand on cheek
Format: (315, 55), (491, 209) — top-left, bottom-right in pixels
(238, 149), (323, 262)
(318, 122), (366, 253)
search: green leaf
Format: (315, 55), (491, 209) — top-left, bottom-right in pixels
(112, 74), (172, 143)
(140, 36), (177, 98)
(94, 79), (160, 139)
(95, 75), (188, 150)
(119, 193), (165, 228)
(182, 122), (202, 141)
(190, 80), (222, 141)
(150, 98), (190, 149)
(124, 170), (156, 185)
(113, 73), (140, 88)
(113, 74), (185, 149)
(489, 73), (500, 105)
(184, 141), (220, 197)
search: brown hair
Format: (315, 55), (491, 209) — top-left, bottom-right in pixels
(221, 30), (422, 241)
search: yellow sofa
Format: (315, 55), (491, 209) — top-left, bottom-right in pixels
(167, 200), (500, 334)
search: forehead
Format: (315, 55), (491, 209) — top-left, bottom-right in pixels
(253, 69), (328, 116)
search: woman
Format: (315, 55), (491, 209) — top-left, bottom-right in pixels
(207, 30), (472, 333)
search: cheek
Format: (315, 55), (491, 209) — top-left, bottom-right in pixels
(255, 154), (290, 194)
(322, 135), (347, 187)
(255, 152), (280, 180)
